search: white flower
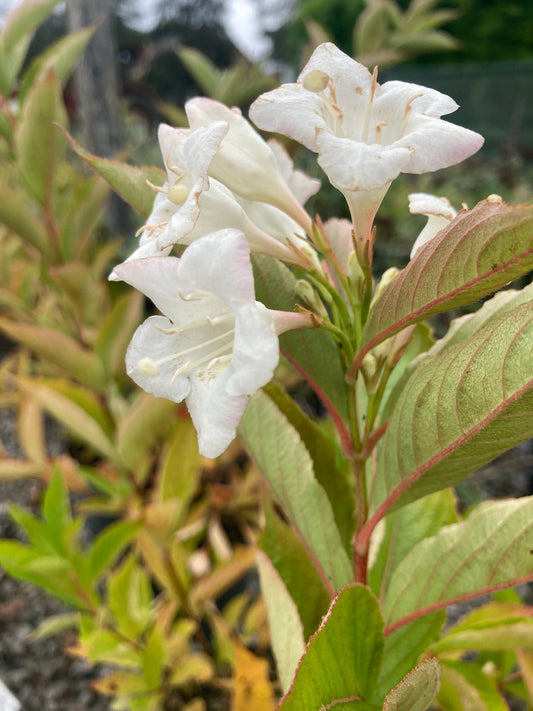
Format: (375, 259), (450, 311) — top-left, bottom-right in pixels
(133, 121), (228, 259)
(112, 120), (311, 274)
(267, 139), (320, 206)
(185, 97), (314, 234)
(113, 230), (286, 458)
(250, 42), (483, 259)
(409, 193), (457, 258)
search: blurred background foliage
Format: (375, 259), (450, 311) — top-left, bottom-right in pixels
(0, 0), (532, 709)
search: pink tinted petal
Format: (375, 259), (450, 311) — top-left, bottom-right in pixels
(187, 368), (248, 458)
(397, 119), (484, 173)
(126, 315), (191, 403)
(322, 218), (354, 272)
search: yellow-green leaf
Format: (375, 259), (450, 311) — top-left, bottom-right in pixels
(16, 68), (67, 205)
(0, 318), (107, 391)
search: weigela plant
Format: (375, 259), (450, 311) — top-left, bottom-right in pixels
(74, 41), (533, 710)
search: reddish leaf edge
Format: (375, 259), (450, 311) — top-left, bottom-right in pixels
(384, 574), (533, 637)
(276, 583), (376, 710)
(356, 374), (533, 555)
(281, 347), (352, 459)
(349, 202), (533, 379)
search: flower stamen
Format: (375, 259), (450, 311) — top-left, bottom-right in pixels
(177, 288), (212, 301)
(170, 341), (234, 382)
(135, 220), (169, 238)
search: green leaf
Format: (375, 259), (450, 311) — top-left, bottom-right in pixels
(369, 489), (457, 599)
(379, 321), (434, 423)
(95, 290), (143, 377)
(142, 625), (166, 689)
(116, 392), (176, 471)
(108, 555), (153, 639)
(374, 612), (445, 702)
(0, 0), (63, 95)
(156, 418), (202, 516)
(431, 601), (533, 653)
(429, 281), (533, 357)
(89, 519), (141, 582)
(29, 612), (80, 641)
(20, 24), (95, 99)
(0, 540), (83, 607)
(18, 379), (120, 464)
(256, 549), (306, 694)
(259, 502), (331, 642)
(16, 68), (67, 205)
(264, 382), (355, 554)
(58, 174), (111, 260)
(359, 199), (533, 360)
(61, 126), (165, 218)
(176, 47), (219, 96)
(278, 585), (383, 709)
(239, 390), (352, 593)
(0, 182), (52, 257)
(439, 660), (508, 711)
(42, 467), (72, 550)
(8, 503), (60, 554)
(253, 255), (347, 424)
(0, 318), (108, 391)
(383, 659), (440, 711)
(369, 297), (533, 514)
(383, 497), (533, 632)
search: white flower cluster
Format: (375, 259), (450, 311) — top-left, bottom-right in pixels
(111, 43), (483, 457)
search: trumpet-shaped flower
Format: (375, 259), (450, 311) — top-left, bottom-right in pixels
(112, 121), (311, 273)
(267, 139), (321, 206)
(185, 97), (314, 233)
(113, 230), (309, 458)
(250, 42), (483, 259)
(409, 193), (457, 258)
(133, 121), (228, 258)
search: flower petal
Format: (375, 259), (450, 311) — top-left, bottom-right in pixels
(112, 256), (182, 319)
(268, 139), (321, 205)
(397, 118), (485, 174)
(250, 84), (325, 152)
(227, 302), (278, 397)
(317, 131), (412, 191)
(158, 121), (228, 187)
(126, 315), (191, 403)
(177, 229), (256, 306)
(187, 367), (248, 458)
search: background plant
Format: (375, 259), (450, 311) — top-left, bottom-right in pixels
(0, 2), (532, 711)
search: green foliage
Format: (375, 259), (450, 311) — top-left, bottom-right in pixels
(279, 585), (384, 710)
(177, 46), (278, 107)
(2, 3), (533, 710)
(239, 389), (352, 593)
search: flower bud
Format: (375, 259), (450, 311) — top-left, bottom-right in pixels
(295, 279), (330, 319)
(373, 267), (399, 302)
